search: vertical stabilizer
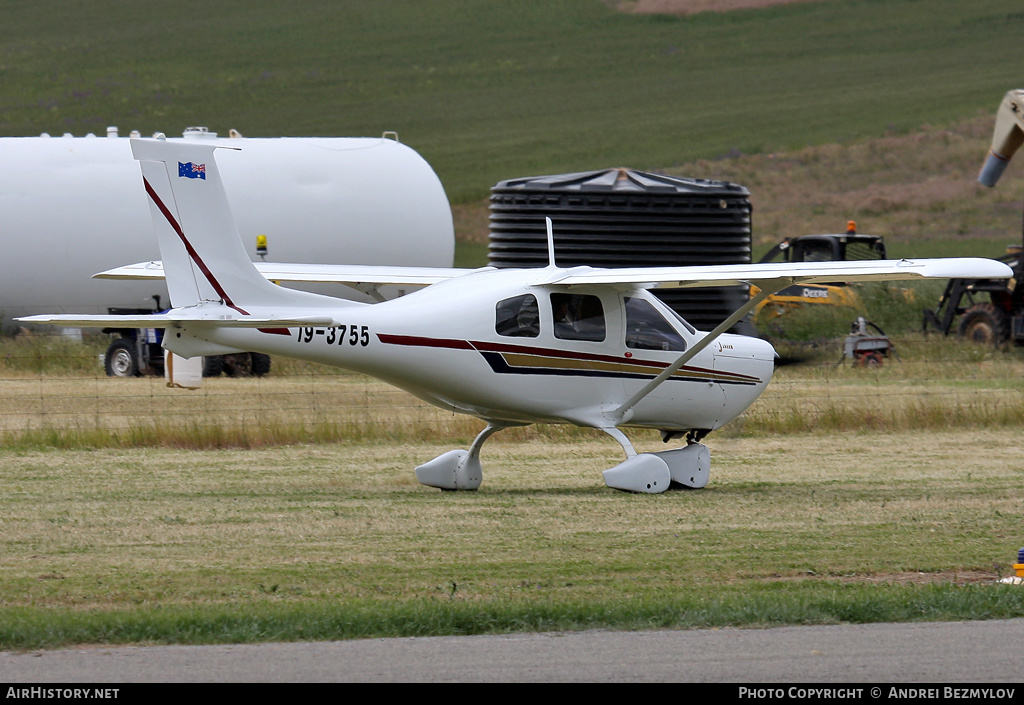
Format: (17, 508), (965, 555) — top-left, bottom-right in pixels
(130, 138), (301, 311)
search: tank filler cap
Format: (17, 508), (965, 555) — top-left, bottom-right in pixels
(183, 126), (218, 139)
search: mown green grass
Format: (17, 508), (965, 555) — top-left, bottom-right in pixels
(3, 0), (1022, 201)
(2, 339), (1023, 649)
(1, 430), (1022, 650)
(4, 583), (1024, 650)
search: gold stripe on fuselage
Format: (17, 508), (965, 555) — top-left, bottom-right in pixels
(499, 352), (751, 384)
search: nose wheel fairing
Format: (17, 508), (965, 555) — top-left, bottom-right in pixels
(602, 443), (710, 493)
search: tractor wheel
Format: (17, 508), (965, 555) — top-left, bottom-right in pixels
(956, 303), (1008, 346)
(202, 356), (224, 378)
(221, 353), (253, 378)
(862, 351), (884, 368)
(104, 339), (139, 377)
(203, 353), (270, 377)
(251, 353), (271, 377)
(853, 351), (883, 368)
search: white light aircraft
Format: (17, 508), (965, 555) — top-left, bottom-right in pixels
(19, 140), (1013, 493)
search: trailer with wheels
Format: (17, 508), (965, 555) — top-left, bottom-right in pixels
(842, 317), (895, 368)
(101, 306), (270, 378)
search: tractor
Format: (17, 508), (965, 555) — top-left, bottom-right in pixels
(923, 89), (1024, 345)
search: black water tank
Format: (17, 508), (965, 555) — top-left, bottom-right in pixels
(488, 168), (754, 334)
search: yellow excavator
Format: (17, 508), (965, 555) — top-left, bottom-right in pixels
(752, 222), (886, 321)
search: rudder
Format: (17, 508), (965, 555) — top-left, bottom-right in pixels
(131, 138), (295, 311)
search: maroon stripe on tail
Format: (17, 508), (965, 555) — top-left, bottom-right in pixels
(143, 176), (249, 316)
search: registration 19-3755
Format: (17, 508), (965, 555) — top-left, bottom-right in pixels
(297, 325), (370, 346)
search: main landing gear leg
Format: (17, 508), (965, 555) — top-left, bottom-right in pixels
(415, 423), (506, 491)
(600, 428), (711, 494)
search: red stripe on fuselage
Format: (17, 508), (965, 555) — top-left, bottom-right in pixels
(143, 176), (249, 316)
(377, 334), (474, 350)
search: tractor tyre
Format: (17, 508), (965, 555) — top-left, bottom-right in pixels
(853, 351), (883, 368)
(251, 353), (271, 377)
(956, 303), (1008, 346)
(862, 351), (884, 368)
(203, 356), (225, 378)
(221, 353), (253, 378)
(104, 339), (139, 377)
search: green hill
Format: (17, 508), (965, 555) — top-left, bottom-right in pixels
(3, 0), (1022, 203)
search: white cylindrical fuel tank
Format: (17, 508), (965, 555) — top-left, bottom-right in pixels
(0, 128), (454, 322)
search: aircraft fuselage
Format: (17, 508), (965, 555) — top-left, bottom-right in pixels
(169, 268), (776, 433)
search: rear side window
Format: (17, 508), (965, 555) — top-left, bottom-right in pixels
(495, 294), (540, 337)
(551, 293), (605, 342)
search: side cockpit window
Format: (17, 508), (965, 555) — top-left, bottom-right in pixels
(551, 293), (606, 342)
(495, 294), (540, 338)
(624, 296), (688, 351)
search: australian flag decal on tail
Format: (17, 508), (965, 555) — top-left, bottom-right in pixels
(178, 162), (206, 180)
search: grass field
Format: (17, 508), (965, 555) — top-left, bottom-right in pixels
(2, 425), (1023, 649)
(3, 1), (1023, 201)
(4, 0), (1024, 648)
(1, 332), (1024, 649)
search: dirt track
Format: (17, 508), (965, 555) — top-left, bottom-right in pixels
(624, 0), (818, 14)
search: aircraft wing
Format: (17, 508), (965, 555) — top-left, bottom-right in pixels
(95, 261), (477, 287)
(96, 258), (1011, 290)
(549, 258), (1013, 288)
(588, 256), (1011, 421)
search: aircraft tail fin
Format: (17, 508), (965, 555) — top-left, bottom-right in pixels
(130, 138), (333, 313)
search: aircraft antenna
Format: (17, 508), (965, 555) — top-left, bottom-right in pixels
(545, 217), (557, 268)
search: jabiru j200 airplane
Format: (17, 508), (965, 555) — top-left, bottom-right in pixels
(19, 140), (1013, 493)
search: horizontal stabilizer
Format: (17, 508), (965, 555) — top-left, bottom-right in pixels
(95, 261), (477, 288)
(17, 310), (336, 329)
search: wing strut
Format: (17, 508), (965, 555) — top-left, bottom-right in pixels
(611, 279), (788, 423)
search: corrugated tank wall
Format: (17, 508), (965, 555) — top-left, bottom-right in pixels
(488, 168), (754, 334)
